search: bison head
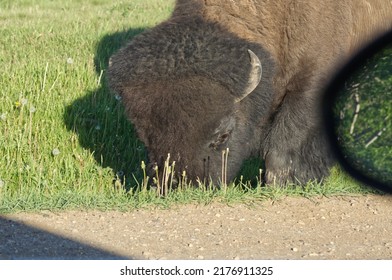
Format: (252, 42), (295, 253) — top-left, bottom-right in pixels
(109, 48), (265, 186)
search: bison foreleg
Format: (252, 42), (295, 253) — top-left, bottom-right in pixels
(262, 91), (334, 186)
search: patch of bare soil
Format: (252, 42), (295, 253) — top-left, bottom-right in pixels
(1, 195), (392, 260)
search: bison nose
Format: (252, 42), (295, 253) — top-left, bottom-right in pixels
(146, 160), (181, 195)
(147, 161), (158, 176)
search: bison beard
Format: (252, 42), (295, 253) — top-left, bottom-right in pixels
(108, 0), (392, 186)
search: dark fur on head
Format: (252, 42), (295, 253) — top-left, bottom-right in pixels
(108, 16), (275, 183)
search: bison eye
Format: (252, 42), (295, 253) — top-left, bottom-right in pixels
(209, 132), (231, 150)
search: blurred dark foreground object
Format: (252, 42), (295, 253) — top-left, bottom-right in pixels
(324, 29), (392, 193)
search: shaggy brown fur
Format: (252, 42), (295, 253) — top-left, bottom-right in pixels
(108, 0), (392, 185)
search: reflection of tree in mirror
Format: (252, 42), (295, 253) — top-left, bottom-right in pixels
(334, 44), (392, 186)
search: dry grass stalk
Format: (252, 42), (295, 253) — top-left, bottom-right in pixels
(221, 148), (229, 192)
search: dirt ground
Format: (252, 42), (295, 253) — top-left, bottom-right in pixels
(1, 194), (392, 260)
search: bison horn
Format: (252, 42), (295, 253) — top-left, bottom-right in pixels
(235, 49), (262, 103)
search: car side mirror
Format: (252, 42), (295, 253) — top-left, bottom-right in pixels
(324, 30), (392, 193)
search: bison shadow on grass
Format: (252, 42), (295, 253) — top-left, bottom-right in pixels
(63, 28), (264, 189)
(64, 28), (148, 187)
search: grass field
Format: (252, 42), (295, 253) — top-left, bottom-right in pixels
(0, 0), (379, 213)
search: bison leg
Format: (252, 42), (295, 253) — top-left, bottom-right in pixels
(263, 91), (334, 186)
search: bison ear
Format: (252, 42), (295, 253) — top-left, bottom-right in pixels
(235, 49), (262, 103)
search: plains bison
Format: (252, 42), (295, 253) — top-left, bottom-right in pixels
(108, 0), (392, 186)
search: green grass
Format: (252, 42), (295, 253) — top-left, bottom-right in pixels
(0, 0), (379, 213)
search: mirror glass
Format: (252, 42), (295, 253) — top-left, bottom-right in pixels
(325, 31), (392, 192)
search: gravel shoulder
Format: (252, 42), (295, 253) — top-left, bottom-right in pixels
(1, 195), (392, 260)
